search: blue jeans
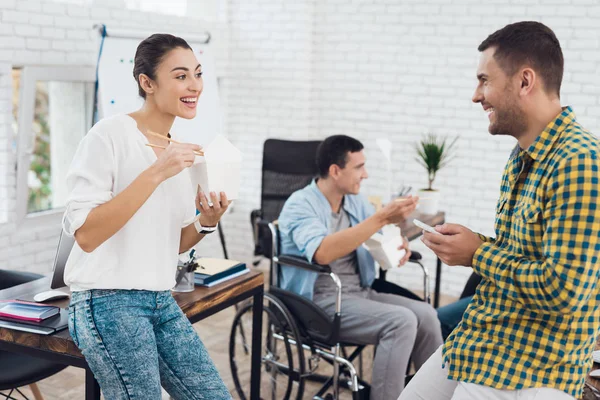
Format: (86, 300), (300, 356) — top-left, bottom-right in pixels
(68, 289), (231, 400)
(436, 295), (473, 339)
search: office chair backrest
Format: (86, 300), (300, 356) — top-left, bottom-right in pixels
(260, 139), (322, 223)
(0, 270), (44, 291)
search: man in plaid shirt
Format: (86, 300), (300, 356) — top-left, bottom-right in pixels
(401, 22), (600, 400)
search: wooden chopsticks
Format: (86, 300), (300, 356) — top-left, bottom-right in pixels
(146, 130), (182, 144)
(144, 130), (204, 156)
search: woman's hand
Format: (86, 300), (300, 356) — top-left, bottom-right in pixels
(150, 143), (202, 182)
(196, 190), (231, 227)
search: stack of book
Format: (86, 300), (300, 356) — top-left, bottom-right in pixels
(194, 258), (249, 287)
(0, 300), (67, 335)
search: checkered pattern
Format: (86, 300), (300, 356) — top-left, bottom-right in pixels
(443, 107), (600, 399)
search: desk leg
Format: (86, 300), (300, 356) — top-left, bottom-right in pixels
(434, 257), (442, 308)
(85, 368), (101, 400)
(250, 290), (263, 400)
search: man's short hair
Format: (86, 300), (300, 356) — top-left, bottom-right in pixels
(478, 21), (563, 96)
(316, 135), (364, 178)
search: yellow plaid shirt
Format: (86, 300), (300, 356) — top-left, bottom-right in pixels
(443, 107), (600, 398)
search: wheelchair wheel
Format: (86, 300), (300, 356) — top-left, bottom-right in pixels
(229, 293), (306, 400)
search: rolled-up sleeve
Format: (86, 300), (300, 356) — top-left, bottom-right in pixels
(62, 132), (115, 236)
(278, 193), (328, 263)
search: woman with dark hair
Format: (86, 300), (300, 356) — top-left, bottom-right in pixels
(63, 34), (231, 399)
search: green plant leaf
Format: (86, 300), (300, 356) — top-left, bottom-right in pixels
(415, 133), (459, 190)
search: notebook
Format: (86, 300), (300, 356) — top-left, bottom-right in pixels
(194, 258), (248, 286)
(195, 269), (250, 287)
(0, 300), (60, 322)
(0, 308), (68, 335)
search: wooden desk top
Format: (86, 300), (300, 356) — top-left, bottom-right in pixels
(0, 270), (264, 359)
(399, 211), (446, 241)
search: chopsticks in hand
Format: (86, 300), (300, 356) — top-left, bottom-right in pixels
(144, 130), (204, 156)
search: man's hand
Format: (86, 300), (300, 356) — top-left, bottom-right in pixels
(398, 235), (411, 267)
(377, 196), (418, 225)
(421, 223), (483, 266)
(196, 190), (231, 227)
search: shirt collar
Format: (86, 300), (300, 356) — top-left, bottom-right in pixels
(310, 179), (359, 220)
(524, 106), (575, 162)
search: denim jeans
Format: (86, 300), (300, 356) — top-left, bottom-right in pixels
(68, 289), (231, 400)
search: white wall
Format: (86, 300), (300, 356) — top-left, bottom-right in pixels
(221, 0), (600, 297)
(2, 0), (600, 297)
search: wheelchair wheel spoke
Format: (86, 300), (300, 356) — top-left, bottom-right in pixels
(229, 294), (306, 400)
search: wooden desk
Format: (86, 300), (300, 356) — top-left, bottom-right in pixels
(0, 271), (264, 400)
(399, 211), (446, 308)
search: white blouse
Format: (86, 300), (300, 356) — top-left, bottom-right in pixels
(62, 114), (196, 292)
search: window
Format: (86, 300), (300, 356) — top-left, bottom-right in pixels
(13, 66), (95, 225)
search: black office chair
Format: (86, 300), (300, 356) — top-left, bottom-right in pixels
(250, 139), (324, 268)
(459, 272), (482, 300)
(229, 139), (431, 400)
(0, 270), (67, 400)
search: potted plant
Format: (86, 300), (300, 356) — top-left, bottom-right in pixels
(415, 134), (458, 214)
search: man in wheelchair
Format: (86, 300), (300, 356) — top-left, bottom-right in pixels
(278, 135), (443, 400)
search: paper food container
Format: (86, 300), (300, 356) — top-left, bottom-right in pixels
(362, 227), (406, 271)
(188, 135), (242, 200)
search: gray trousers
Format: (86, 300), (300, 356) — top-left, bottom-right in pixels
(313, 289), (443, 400)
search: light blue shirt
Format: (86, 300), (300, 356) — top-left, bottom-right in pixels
(278, 180), (377, 300)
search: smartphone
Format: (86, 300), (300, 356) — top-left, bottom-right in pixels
(413, 219), (441, 235)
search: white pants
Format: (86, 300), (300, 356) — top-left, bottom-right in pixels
(399, 346), (575, 400)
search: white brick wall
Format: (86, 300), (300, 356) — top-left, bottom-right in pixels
(222, 0), (600, 298)
(2, 0), (600, 299)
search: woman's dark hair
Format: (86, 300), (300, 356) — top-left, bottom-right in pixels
(133, 33), (192, 98)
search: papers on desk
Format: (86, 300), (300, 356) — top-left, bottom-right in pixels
(188, 135), (242, 200)
(362, 226), (406, 271)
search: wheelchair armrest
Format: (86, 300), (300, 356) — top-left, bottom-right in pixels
(257, 219), (278, 228)
(250, 209), (263, 254)
(276, 254), (331, 274)
(250, 209), (262, 220)
(409, 250), (422, 261)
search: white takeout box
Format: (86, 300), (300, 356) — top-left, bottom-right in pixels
(188, 135), (242, 200)
(362, 226), (406, 271)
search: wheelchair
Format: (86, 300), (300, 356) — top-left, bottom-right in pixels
(228, 139), (431, 400)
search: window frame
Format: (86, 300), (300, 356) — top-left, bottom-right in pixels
(14, 65), (96, 229)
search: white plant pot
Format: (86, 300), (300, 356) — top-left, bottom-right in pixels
(417, 189), (440, 215)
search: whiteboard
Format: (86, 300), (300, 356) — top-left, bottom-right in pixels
(96, 32), (222, 146)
